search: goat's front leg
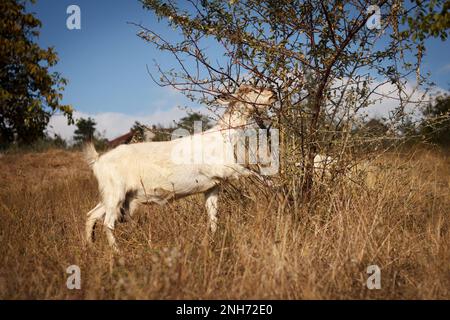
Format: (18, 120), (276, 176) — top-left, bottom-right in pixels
(85, 202), (105, 244)
(204, 186), (219, 233)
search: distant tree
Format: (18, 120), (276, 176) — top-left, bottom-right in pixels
(151, 124), (173, 141)
(420, 94), (450, 146)
(363, 118), (389, 137)
(396, 116), (418, 140)
(93, 134), (109, 151)
(73, 117), (96, 144)
(129, 121), (156, 142)
(176, 112), (212, 134)
(0, 0), (72, 147)
(51, 133), (67, 148)
(131, 121), (145, 133)
(131, 120), (147, 138)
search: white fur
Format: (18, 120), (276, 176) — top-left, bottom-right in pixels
(295, 154), (374, 185)
(294, 154), (336, 178)
(312, 154), (336, 178)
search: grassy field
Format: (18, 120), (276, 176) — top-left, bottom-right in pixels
(0, 147), (448, 299)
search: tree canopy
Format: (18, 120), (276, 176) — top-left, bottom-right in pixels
(0, 0), (72, 147)
(176, 111), (213, 133)
(421, 94), (450, 146)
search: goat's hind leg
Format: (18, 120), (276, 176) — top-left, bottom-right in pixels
(85, 202), (105, 244)
(205, 186), (219, 233)
(103, 201), (123, 252)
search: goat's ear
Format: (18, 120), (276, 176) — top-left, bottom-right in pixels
(215, 94), (232, 105)
(237, 84), (254, 94)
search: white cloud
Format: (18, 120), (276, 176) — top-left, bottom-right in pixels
(439, 64), (450, 73)
(46, 106), (208, 143)
(330, 77), (447, 119)
(366, 81), (447, 119)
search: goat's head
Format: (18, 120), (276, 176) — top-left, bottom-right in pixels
(216, 84), (276, 127)
(217, 84), (275, 109)
(236, 84), (276, 109)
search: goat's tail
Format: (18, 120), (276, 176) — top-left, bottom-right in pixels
(83, 142), (99, 168)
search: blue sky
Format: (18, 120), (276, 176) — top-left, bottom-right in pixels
(28, 0), (450, 140)
(31, 0), (191, 113)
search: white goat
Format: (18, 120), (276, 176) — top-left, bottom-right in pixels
(84, 84), (275, 250)
(312, 154), (336, 179)
(295, 154), (336, 178)
(296, 154), (375, 186)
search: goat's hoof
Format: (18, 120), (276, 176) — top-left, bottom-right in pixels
(110, 245), (120, 254)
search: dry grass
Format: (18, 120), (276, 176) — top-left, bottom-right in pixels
(0, 147), (448, 299)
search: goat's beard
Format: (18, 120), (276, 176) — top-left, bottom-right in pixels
(252, 110), (272, 130)
(254, 115), (267, 129)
